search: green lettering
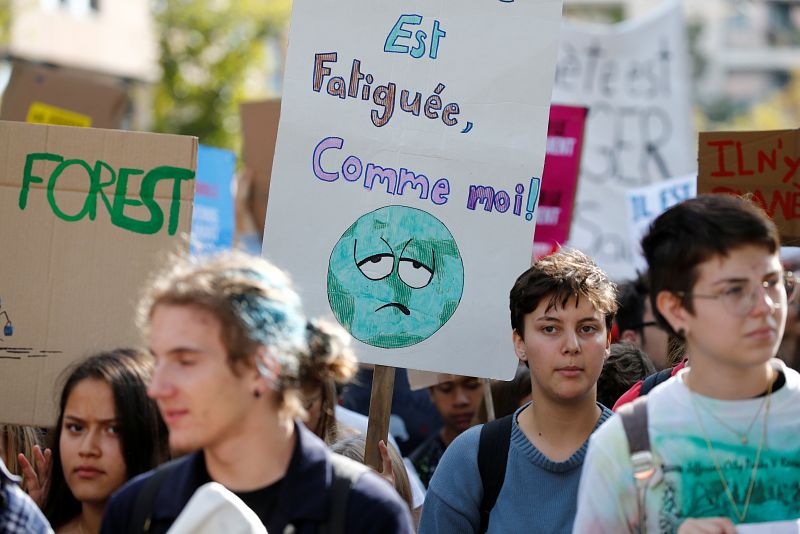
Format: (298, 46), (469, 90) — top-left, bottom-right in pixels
(111, 167), (159, 234)
(20, 153), (63, 210)
(46, 159), (96, 222)
(93, 160), (117, 219)
(142, 166), (195, 235)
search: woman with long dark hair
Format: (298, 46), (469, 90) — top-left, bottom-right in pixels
(40, 348), (168, 533)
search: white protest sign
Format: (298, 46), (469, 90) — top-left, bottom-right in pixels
(552, 0), (695, 280)
(263, 0), (563, 379)
(625, 174), (696, 272)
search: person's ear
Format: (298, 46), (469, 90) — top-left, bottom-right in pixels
(253, 346), (281, 394)
(512, 329), (527, 364)
(656, 290), (687, 336)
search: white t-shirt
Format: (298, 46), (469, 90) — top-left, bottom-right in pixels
(573, 359), (800, 533)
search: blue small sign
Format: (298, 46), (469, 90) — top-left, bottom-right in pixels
(190, 145), (237, 256)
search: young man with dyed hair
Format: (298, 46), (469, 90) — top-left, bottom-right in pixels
(101, 253), (413, 533)
(419, 248), (617, 533)
(573, 194), (800, 533)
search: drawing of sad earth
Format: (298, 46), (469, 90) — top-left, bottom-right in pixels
(327, 206), (464, 349)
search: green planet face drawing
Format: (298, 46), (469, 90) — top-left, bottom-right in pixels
(328, 206), (464, 349)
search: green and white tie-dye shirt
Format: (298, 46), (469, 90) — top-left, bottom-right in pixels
(573, 359), (800, 534)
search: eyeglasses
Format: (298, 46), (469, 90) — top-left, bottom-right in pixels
(678, 271), (798, 318)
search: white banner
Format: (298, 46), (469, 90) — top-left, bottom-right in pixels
(263, 0), (563, 379)
(552, 0), (695, 281)
(625, 174), (696, 272)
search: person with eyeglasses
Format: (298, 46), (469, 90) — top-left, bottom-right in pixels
(616, 273), (672, 371)
(573, 194), (800, 533)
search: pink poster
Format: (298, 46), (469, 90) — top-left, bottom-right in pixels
(533, 104), (587, 260)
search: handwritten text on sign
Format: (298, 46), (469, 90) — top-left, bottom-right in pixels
(310, 17), (541, 222)
(263, 0), (562, 378)
(19, 152), (195, 235)
(552, 0), (695, 280)
(698, 130), (800, 243)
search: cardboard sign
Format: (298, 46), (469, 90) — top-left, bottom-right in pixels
(533, 104), (587, 260)
(698, 130), (800, 246)
(625, 174), (696, 271)
(190, 144), (236, 256)
(239, 99), (281, 237)
(0, 121), (197, 425)
(552, 0), (695, 280)
(0, 61), (128, 129)
(263, 0), (563, 380)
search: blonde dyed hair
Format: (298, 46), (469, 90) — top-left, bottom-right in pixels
(139, 252), (309, 418)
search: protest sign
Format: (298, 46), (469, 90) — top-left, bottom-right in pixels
(698, 130), (800, 246)
(240, 99), (281, 237)
(0, 61), (128, 129)
(407, 369), (452, 391)
(190, 144), (236, 256)
(552, 0), (695, 280)
(625, 174), (696, 271)
(263, 0), (563, 381)
(0, 121), (196, 425)
(533, 104), (587, 260)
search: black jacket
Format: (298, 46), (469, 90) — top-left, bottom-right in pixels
(100, 423), (413, 534)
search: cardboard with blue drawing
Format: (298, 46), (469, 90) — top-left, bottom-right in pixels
(262, 0), (564, 379)
(0, 121), (197, 425)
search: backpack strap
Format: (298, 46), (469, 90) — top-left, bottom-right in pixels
(617, 396), (654, 533)
(130, 460), (183, 534)
(639, 367), (673, 396)
(477, 414), (513, 534)
(320, 453), (369, 534)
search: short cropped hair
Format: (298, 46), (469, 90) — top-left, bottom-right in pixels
(597, 342), (656, 408)
(139, 252), (309, 415)
(510, 248), (618, 336)
(615, 273), (649, 334)
(641, 194), (780, 335)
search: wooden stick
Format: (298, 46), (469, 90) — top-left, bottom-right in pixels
(364, 365), (396, 471)
(483, 380), (495, 422)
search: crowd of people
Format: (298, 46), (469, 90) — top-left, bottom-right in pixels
(2, 193), (800, 533)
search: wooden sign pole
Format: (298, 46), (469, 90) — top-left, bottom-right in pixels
(364, 365), (396, 472)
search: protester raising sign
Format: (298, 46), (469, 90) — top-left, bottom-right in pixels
(552, 0), (695, 280)
(262, 0), (563, 379)
(533, 104), (587, 260)
(0, 121), (196, 425)
(699, 130), (800, 246)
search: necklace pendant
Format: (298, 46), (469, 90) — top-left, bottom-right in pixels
(741, 436), (748, 445)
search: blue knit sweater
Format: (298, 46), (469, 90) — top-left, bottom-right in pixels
(418, 404), (613, 534)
